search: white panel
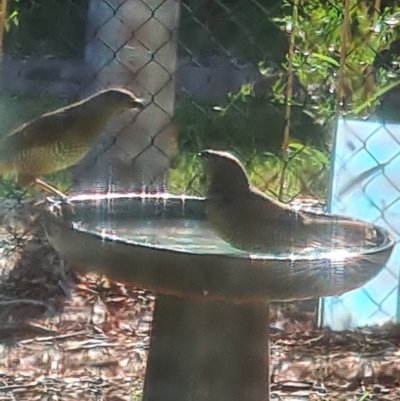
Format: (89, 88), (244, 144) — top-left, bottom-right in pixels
(322, 119), (400, 330)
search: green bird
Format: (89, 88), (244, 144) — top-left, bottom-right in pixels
(0, 87), (144, 199)
(200, 149), (373, 254)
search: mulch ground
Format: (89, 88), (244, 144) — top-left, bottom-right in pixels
(0, 199), (398, 401)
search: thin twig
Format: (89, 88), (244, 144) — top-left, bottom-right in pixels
(19, 330), (90, 344)
(336, 0), (351, 117)
(361, 0), (381, 112)
(278, 0), (299, 201)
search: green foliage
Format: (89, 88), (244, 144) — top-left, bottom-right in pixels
(45, 170), (74, 193)
(358, 392), (370, 401)
(0, 173), (27, 199)
(272, 0), (400, 122)
(172, 95), (330, 199)
(167, 152), (205, 196)
(247, 143), (330, 200)
(131, 389), (143, 401)
(4, 0), (20, 32)
(167, 145), (330, 200)
(0, 170), (73, 199)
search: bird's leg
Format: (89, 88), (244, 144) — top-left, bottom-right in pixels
(17, 174), (67, 199)
(33, 178), (69, 202)
(17, 175), (74, 215)
(33, 178), (76, 219)
(17, 174), (68, 200)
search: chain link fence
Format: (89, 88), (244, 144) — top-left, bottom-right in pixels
(322, 118), (400, 331)
(0, 0), (399, 399)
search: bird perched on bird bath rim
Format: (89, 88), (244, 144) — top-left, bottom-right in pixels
(200, 149), (374, 254)
(0, 87), (144, 200)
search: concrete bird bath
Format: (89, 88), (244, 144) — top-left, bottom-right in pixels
(42, 193), (394, 401)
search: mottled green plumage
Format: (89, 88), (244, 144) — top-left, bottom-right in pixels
(0, 88), (143, 191)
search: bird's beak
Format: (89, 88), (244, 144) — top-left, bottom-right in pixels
(133, 98), (145, 109)
(198, 150), (212, 158)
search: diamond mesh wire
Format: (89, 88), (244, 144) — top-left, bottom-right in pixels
(0, 1), (398, 397)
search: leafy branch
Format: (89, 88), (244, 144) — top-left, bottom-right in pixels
(271, 0), (400, 123)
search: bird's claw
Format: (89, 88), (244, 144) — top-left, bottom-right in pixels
(45, 195), (75, 220)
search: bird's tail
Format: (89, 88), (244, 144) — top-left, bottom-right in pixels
(303, 217), (378, 249)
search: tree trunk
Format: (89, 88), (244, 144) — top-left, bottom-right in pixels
(73, 0), (180, 192)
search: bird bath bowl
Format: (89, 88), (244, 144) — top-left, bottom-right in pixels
(42, 193), (394, 401)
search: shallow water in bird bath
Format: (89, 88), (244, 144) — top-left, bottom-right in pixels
(90, 219), (242, 255)
(59, 193), (381, 261)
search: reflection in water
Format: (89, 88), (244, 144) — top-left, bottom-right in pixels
(84, 220), (245, 255)
(76, 217), (364, 262)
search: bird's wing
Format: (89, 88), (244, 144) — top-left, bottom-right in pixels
(246, 189), (298, 223)
(0, 109), (77, 163)
(208, 190), (306, 253)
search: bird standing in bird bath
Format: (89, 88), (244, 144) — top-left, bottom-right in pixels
(200, 149), (377, 254)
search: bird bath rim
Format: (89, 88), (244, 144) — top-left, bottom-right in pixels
(41, 193), (395, 302)
(46, 192), (393, 261)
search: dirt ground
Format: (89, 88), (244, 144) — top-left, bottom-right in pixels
(0, 200), (399, 401)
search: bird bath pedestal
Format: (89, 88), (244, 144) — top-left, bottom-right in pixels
(42, 194), (394, 401)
